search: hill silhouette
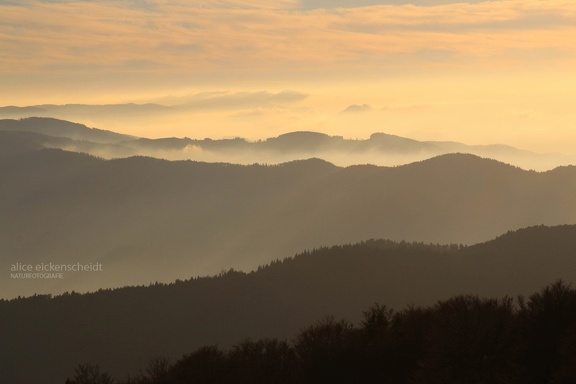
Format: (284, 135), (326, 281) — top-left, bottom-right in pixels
(2, 225), (576, 384)
(1, 117), (574, 170)
(0, 117), (133, 143)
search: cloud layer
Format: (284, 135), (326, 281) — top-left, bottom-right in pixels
(2, 0), (576, 77)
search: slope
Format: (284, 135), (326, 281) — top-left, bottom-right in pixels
(2, 225), (576, 384)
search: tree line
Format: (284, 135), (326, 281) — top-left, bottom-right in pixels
(66, 280), (576, 384)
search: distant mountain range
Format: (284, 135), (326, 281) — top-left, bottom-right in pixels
(2, 225), (576, 384)
(1, 117), (574, 170)
(0, 103), (169, 118)
(1, 118), (576, 299)
(0, 91), (305, 118)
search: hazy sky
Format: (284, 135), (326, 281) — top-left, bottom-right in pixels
(2, 0), (576, 154)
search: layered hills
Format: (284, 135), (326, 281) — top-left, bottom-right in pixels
(1, 117), (574, 170)
(2, 117), (576, 383)
(1, 118), (576, 298)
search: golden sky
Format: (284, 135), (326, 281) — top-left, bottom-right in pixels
(1, 0), (576, 155)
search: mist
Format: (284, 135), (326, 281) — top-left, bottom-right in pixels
(3, 100), (576, 172)
(48, 128), (576, 172)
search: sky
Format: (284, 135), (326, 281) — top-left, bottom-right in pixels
(2, 0), (576, 155)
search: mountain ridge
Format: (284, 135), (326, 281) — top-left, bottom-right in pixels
(0, 117), (573, 170)
(2, 146), (575, 299)
(0, 117), (134, 143)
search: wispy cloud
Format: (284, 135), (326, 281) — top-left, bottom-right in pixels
(299, 0), (494, 10)
(2, 0), (576, 76)
(341, 104), (372, 113)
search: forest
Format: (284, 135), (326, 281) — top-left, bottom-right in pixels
(3, 225), (576, 384)
(65, 280), (576, 384)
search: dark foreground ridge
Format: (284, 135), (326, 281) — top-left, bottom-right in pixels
(66, 280), (576, 384)
(2, 225), (576, 383)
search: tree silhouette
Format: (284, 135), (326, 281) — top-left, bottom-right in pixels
(228, 339), (297, 384)
(294, 316), (358, 384)
(65, 364), (113, 384)
(518, 280), (576, 384)
(412, 295), (517, 384)
(169, 346), (228, 384)
(357, 304), (394, 382)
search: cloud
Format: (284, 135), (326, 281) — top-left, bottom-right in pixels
(341, 104), (372, 113)
(270, 90), (309, 103)
(3, 0), (576, 78)
(329, 2), (576, 35)
(300, 0), (495, 10)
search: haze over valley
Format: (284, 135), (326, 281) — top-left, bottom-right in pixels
(1, 117), (574, 171)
